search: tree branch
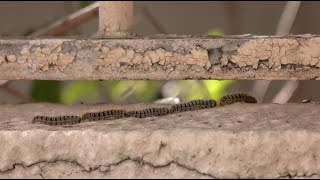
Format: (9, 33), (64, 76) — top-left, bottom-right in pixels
(0, 81), (33, 103)
(31, 1), (99, 37)
(141, 6), (167, 34)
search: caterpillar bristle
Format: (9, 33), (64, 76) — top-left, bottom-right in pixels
(170, 99), (217, 114)
(82, 109), (127, 121)
(220, 94), (257, 106)
(126, 107), (170, 118)
(32, 115), (82, 126)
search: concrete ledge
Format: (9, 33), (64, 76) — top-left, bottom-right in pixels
(1, 103), (320, 178)
(1, 34), (320, 80)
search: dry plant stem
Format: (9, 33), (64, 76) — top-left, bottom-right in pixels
(251, 80), (271, 103)
(120, 85), (136, 102)
(0, 80), (33, 103)
(276, 1), (302, 35)
(141, 6), (167, 34)
(252, 1), (301, 103)
(0, 82), (33, 103)
(97, 1), (133, 37)
(224, 1), (242, 34)
(31, 1), (99, 37)
(0, 80), (8, 86)
(62, 1), (81, 36)
(197, 81), (211, 99)
(272, 81), (299, 104)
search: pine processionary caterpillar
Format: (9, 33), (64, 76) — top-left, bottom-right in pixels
(170, 99), (217, 114)
(126, 107), (170, 118)
(82, 109), (127, 121)
(219, 94), (257, 106)
(33, 95), (258, 125)
(32, 115), (82, 126)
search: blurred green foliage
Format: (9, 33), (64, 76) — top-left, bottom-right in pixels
(203, 80), (234, 102)
(175, 80), (234, 102)
(61, 80), (100, 104)
(106, 80), (161, 103)
(31, 80), (61, 103)
(208, 28), (224, 36)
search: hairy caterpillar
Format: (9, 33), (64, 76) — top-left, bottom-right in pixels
(32, 95), (258, 126)
(126, 107), (170, 118)
(170, 99), (217, 114)
(82, 109), (127, 121)
(32, 115), (82, 126)
(219, 94), (257, 106)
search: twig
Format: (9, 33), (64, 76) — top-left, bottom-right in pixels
(31, 1), (99, 37)
(0, 82), (33, 103)
(252, 1), (301, 103)
(141, 6), (167, 34)
(0, 80), (8, 86)
(120, 84), (136, 102)
(224, 2), (242, 34)
(276, 1), (302, 35)
(272, 81), (299, 104)
(63, 1), (81, 36)
(197, 80), (211, 99)
(251, 80), (271, 103)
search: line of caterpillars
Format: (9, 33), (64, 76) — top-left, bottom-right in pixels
(33, 93), (257, 126)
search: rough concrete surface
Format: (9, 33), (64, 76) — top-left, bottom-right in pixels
(1, 34), (320, 80)
(0, 103), (320, 178)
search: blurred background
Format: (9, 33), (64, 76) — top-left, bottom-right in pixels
(0, 1), (320, 104)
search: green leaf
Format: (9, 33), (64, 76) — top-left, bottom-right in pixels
(203, 80), (235, 102)
(30, 80), (61, 103)
(61, 81), (100, 104)
(208, 28), (224, 36)
(134, 81), (161, 101)
(106, 80), (161, 103)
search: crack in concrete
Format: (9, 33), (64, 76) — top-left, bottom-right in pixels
(5, 157), (319, 179)
(276, 172), (318, 179)
(101, 157), (216, 178)
(0, 157), (216, 178)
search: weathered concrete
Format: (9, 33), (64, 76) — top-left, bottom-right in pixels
(0, 103), (320, 178)
(1, 34), (320, 80)
(98, 1), (133, 37)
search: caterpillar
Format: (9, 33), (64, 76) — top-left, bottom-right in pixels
(32, 96), (258, 126)
(219, 93), (257, 106)
(126, 107), (170, 118)
(82, 109), (127, 121)
(170, 99), (217, 114)
(32, 115), (82, 126)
